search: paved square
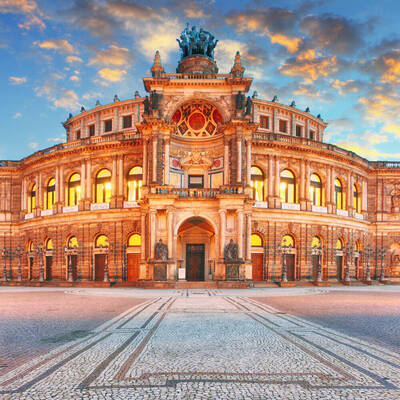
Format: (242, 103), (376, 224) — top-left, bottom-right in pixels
(0, 287), (399, 399)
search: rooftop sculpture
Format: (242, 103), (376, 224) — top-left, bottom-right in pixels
(177, 23), (218, 60)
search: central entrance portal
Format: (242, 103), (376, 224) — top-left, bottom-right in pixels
(186, 244), (205, 281)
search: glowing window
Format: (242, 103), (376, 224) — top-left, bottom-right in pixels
(127, 166), (143, 201)
(95, 169), (111, 203)
(68, 173), (81, 206)
(311, 236), (321, 248)
(281, 235), (295, 247)
(28, 183), (36, 213)
(280, 170), (296, 203)
(251, 233), (263, 247)
(251, 166), (264, 201)
(46, 238), (54, 250)
(95, 234), (109, 248)
(27, 241), (34, 252)
(353, 184), (361, 213)
(128, 233), (141, 246)
(46, 178), (55, 210)
(68, 236), (78, 249)
(335, 179), (344, 210)
(310, 173), (322, 206)
(335, 239), (343, 250)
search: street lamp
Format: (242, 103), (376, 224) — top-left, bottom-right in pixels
(363, 244), (374, 283)
(311, 244), (323, 282)
(15, 246), (24, 281)
(343, 244), (353, 283)
(97, 243), (110, 283)
(35, 245), (45, 282)
(378, 246), (387, 282)
(1, 247), (7, 282)
(64, 245), (74, 282)
(277, 238), (292, 283)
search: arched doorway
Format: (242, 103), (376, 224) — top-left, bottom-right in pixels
(251, 233), (264, 281)
(45, 238), (54, 281)
(335, 238), (344, 280)
(126, 233), (141, 282)
(281, 234), (296, 281)
(94, 234), (109, 281)
(177, 217), (216, 281)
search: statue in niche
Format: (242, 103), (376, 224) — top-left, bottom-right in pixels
(155, 239), (168, 261)
(224, 239), (239, 261)
(391, 188), (400, 210)
(236, 91), (245, 110)
(245, 96), (253, 116)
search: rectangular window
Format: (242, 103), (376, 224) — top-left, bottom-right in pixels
(89, 124), (95, 137)
(309, 130), (315, 140)
(76, 130), (81, 140)
(296, 125), (302, 137)
(188, 175), (204, 188)
(209, 172), (223, 188)
(104, 119), (112, 132)
(259, 116), (269, 129)
(123, 115), (132, 129)
(279, 120), (288, 133)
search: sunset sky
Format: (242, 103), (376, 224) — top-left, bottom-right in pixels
(1, 0), (400, 161)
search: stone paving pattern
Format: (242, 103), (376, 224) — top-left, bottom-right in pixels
(0, 286), (399, 399)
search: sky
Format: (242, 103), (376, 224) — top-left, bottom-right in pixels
(1, 0), (400, 161)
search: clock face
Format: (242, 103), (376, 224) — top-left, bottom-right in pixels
(172, 102), (222, 138)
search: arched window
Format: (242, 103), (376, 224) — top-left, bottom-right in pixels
(95, 234), (109, 248)
(335, 238), (343, 250)
(67, 236), (78, 249)
(95, 169), (111, 203)
(28, 183), (36, 213)
(250, 166), (264, 201)
(310, 174), (322, 206)
(353, 184), (361, 213)
(251, 233), (263, 247)
(127, 166), (142, 201)
(311, 236), (321, 248)
(46, 178), (55, 209)
(68, 173), (81, 206)
(335, 179), (345, 210)
(26, 240), (34, 252)
(281, 234), (295, 247)
(128, 233), (141, 246)
(280, 169), (296, 203)
(45, 238), (54, 250)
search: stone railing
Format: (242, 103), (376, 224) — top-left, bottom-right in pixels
(370, 161), (400, 169)
(152, 185), (242, 197)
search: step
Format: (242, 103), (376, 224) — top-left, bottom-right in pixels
(175, 281), (217, 289)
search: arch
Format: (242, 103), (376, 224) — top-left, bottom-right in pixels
(281, 234), (295, 247)
(95, 234), (109, 248)
(335, 178), (345, 210)
(174, 214), (218, 236)
(280, 169), (296, 203)
(127, 166), (143, 201)
(67, 235), (79, 249)
(26, 240), (34, 252)
(45, 177), (56, 210)
(95, 169), (111, 203)
(251, 233), (263, 247)
(127, 233), (141, 247)
(355, 240), (363, 252)
(353, 183), (361, 213)
(45, 238), (54, 250)
(310, 173), (323, 206)
(251, 166), (264, 201)
(311, 236), (322, 248)
(335, 238), (344, 250)
(67, 173), (81, 206)
(28, 182), (36, 213)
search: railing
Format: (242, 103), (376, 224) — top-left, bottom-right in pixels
(161, 73), (232, 80)
(153, 185), (242, 197)
(370, 161), (400, 169)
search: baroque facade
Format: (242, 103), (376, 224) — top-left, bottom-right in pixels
(1, 27), (400, 287)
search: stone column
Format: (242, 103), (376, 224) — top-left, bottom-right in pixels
(246, 213), (252, 260)
(21, 177), (26, 212)
(305, 161), (310, 210)
(118, 156), (124, 199)
(237, 138), (242, 183)
(96, 112), (101, 136)
(273, 108), (277, 133)
(246, 140), (251, 186)
(291, 114), (296, 136)
(80, 119), (84, 138)
(141, 213), (146, 260)
(268, 155), (273, 203)
(224, 140), (229, 185)
(347, 172), (352, 214)
(219, 209), (226, 258)
(111, 156), (117, 200)
(237, 210), (244, 259)
(299, 160), (305, 202)
(80, 162), (86, 201)
(86, 160), (91, 204)
(362, 180), (368, 213)
(274, 157), (280, 206)
(326, 166), (332, 205)
(142, 139), (148, 186)
(59, 166), (64, 208)
(330, 168), (335, 211)
(164, 138), (170, 185)
(305, 120), (310, 138)
(37, 173), (43, 211)
(167, 207), (174, 258)
(152, 137), (157, 184)
(150, 210), (156, 258)
(114, 108), (119, 131)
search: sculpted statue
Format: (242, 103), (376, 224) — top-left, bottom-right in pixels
(391, 188), (400, 209)
(236, 91), (245, 110)
(224, 239), (239, 261)
(155, 239), (168, 261)
(245, 96), (253, 116)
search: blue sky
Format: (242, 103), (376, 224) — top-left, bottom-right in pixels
(1, 0), (400, 161)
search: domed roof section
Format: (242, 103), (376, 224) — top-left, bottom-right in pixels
(176, 24), (219, 74)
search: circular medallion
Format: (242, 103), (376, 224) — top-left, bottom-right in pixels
(188, 112), (205, 131)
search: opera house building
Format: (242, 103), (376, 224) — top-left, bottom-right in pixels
(0, 27), (399, 288)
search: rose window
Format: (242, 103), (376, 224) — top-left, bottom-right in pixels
(172, 102), (222, 137)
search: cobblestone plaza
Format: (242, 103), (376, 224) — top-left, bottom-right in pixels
(0, 286), (399, 399)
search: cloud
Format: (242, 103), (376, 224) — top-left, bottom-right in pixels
(267, 33), (302, 53)
(70, 75), (80, 82)
(98, 68), (126, 82)
(331, 79), (363, 95)
(9, 76), (27, 85)
(35, 83), (80, 110)
(368, 50), (400, 84)
(327, 117), (355, 131)
(35, 39), (76, 54)
(48, 136), (65, 143)
(0, 0), (45, 29)
(300, 13), (370, 54)
(66, 55), (83, 64)
(89, 45), (131, 66)
(13, 112), (22, 119)
(359, 92), (400, 122)
(335, 141), (399, 160)
(28, 142), (39, 150)
(382, 124), (400, 139)
(106, 1), (157, 21)
(293, 84), (321, 98)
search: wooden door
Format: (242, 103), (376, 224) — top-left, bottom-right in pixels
(336, 256), (343, 280)
(29, 257), (33, 280)
(252, 253), (264, 281)
(286, 254), (295, 281)
(71, 255), (78, 280)
(186, 244), (205, 281)
(46, 256), (52, 281)
(95, 254), (105, 281)
(127, 253), (140, 282)
(312, 255), (319, 281)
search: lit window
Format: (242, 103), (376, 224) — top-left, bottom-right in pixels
(310, 173), (322, 206)
(335, 239), (343, 250)
(128, 233), (141, 246)
(27, 241), (34, 252)
(127, 166), (142, 201)
(28, 183), (36, 213)
(250, 166), (264, 201)
(280, 169), (296, 203)
(353, 184), (361, 213)
(251, 234), (263, 247)
(95, 169), (111, 203)
(46, 178), (55, 210)
(68, 236), (78, 249)
(68, 173), (81, 206)
(281, 234), (295, 247)
(104, 119), (112, 132)
(279, 120), (288, 133)
(123, 115), (132, 129)
(95, 234), (109, 248)
(311, 236), (321, 248)
(46, 238), (54, 250)
(335, 179), (344, 210)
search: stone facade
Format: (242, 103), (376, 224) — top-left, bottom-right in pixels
(0, 47), (400, 286)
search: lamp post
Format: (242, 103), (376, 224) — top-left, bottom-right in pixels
(64, 246), (74, 282)
(15, 246), (24, 281)
(378, 246), (387, 282)
(311, 244), (323, 282)
(277, 238), (292, 283)
(1, 247), (7, 282)
(35, 245), (45, 282)
(363, 245), (374, 283)
(344, 244), (353, 283)
(104, 245), (110, 283)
